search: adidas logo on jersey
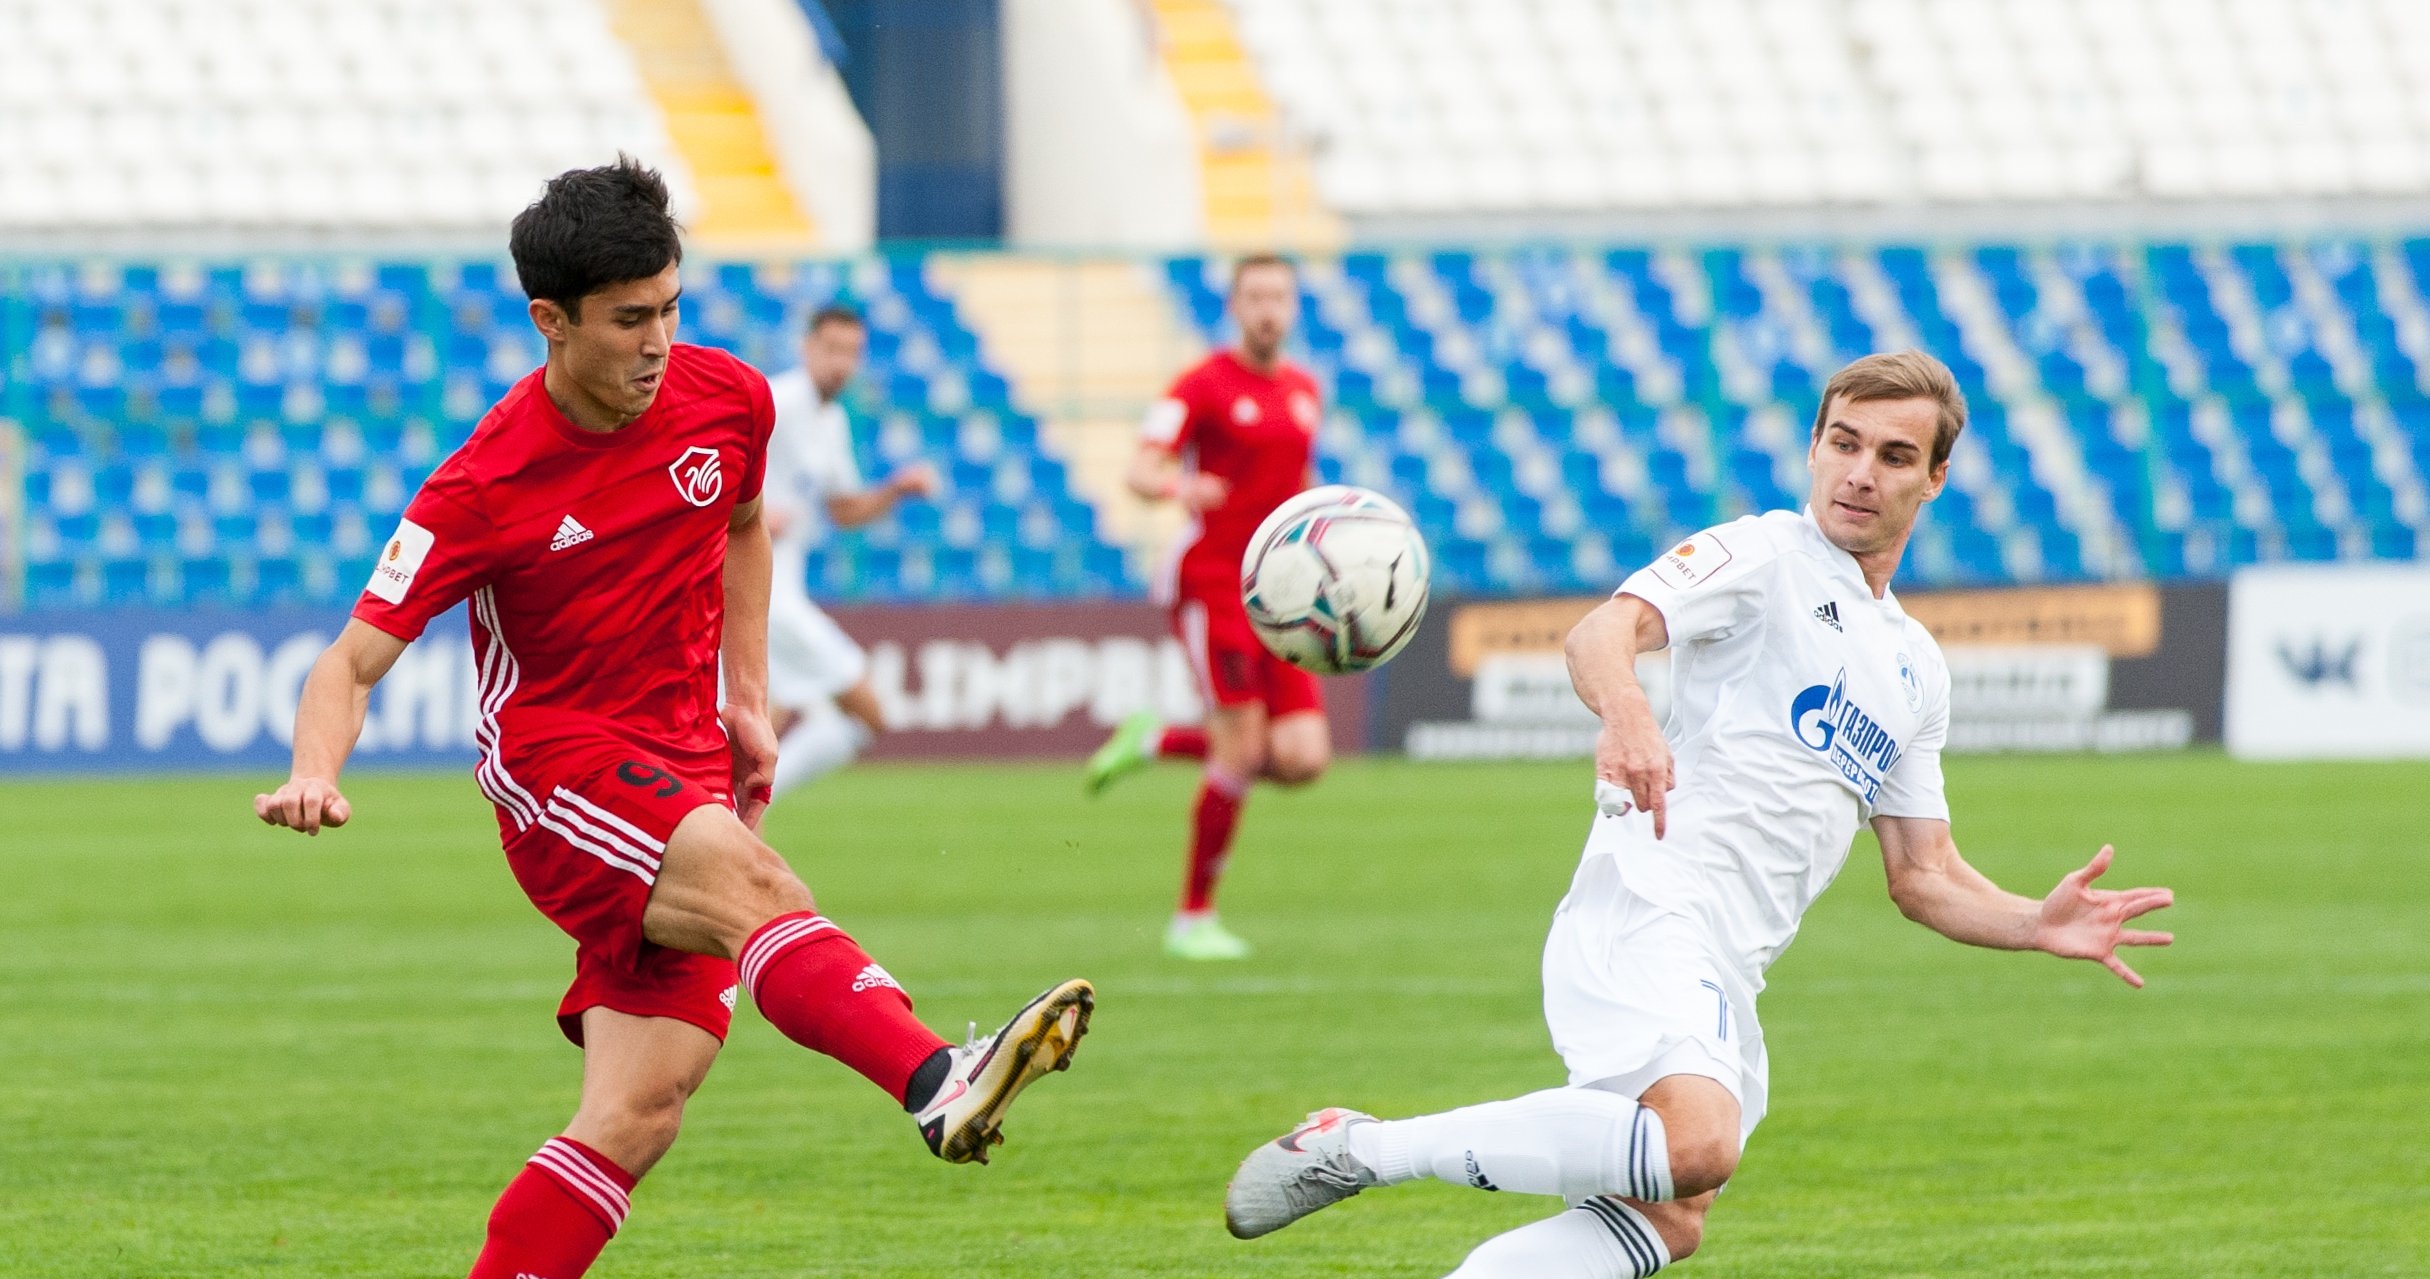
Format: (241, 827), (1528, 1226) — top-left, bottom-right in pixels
(549, 515), (594, 551)
(1812, 601), (1843, 632)
(851, 963), (902, 994)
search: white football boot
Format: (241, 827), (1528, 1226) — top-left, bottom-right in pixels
(914, 978), (1094, 1164)
(1225, 1107), (1382, 1238)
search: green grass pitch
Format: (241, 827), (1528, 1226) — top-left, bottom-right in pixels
(2, 753), (2424, 1276)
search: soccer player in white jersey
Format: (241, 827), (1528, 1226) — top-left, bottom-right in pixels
(763, 305), (939, 800)
(1223, 351), (2177, 1278)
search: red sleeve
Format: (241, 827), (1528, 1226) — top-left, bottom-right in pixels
(1141, 366), (1202, 455)
(736, 362), (776, 505)
(351, 481), (494, 642)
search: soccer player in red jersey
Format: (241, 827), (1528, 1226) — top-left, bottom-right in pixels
(251, 160), (1092, 1278)
(1085, 254), (1327, 961)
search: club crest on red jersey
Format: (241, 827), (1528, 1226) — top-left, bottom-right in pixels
(669, 445), (724, 507)
(1289, 390), (1320, 429)
(1231, 395), (1261, 425)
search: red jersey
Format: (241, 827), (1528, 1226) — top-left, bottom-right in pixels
(1143, 349), (1321, 600)
(353, 343), (775, 774)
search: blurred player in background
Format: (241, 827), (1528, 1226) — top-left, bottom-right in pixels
(252, 159), (1090, 1279)
(1223, 352), (2175, 1277)
(1085, 254), (1327, 961)
(762, 305), (939, 801)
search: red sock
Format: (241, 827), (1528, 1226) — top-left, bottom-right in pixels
(467, 1137), (634, 1279)
(1155, 726), (1208, 759)
(1181, 769), (1248, 914)
(739, 913), (950, 1104)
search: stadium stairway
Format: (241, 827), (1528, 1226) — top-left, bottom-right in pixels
(600, 0), (814, 246)
(1145, 0), (1339, 250)
(926, 255), (1203, 577)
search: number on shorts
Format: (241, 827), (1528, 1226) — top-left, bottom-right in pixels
(616, 761), (683, 799)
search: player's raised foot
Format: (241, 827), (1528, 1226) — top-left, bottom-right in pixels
(1225, 1107), (1381, 1239)
(915, 978), (1094, 1165)
(1165, 912), (1252, 961)
(1084, 711), (1160, 796)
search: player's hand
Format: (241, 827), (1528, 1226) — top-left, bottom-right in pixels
(1591, 688), (1674, 838)
(722, 703), (779, 832)
(2032, 845), (2175, 987)
(253, 776), (352, 836)
(1179, 473), (1230, 512)
(889, 462), (941, 499)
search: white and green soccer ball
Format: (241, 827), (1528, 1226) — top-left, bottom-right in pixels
(1240, 485), (1431, 676)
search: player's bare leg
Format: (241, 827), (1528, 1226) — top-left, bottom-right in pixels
(467, 1010), (718, 1278)
(564, 1009), (722, 1176)
(1167, 702), (1264, 959)
(1262, 708), (1330, 786)
(643, 804), (1091, 1163)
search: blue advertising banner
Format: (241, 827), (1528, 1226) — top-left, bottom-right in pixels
(0, 607), (478, 772)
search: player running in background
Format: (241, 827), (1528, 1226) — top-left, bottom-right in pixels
(762, 304), (939, 801)
(1223, 351), (2175, 1277)
(251, 159), (1090, 1279)
(1085, 254), (1328, 961)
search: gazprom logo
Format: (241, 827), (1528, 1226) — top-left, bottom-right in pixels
(1789, 668), (1903, 802)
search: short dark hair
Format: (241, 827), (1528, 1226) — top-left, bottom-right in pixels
(509, 155), (683, 316)
(1230, 253), (1296, 291)
(808, 304), (864, 335)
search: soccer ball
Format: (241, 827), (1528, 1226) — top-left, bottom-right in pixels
(1240, 485), (1431, 675)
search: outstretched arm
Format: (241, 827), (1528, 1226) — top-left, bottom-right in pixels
(723, 496), (777, 831)
(1874, 815), (2175, 987)
(1124, 440), (1229, 511)
(825, 462), (940, 528)
(1566, 594), (1674, 836)
(253, 619), (410, 834)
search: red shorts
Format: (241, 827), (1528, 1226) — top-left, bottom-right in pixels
(1173, 585), (1324, 717)
(484, 730), (741, 1047)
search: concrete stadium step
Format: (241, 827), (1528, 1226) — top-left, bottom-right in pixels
(601, 0), (814, 247)
(1145, 0), (1339, 251)
(928, 255), (1203, 574)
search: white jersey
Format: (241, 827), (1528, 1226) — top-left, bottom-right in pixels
(763, 367), (867, 600)
(1591, 507), (1952, 983)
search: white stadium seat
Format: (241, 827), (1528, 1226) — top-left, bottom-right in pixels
(0, 0), (686, 233)
(1225, 0), (2430, 215)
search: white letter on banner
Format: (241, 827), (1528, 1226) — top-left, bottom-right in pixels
(0, 636), (38, 750)
(1032, 638), (1095, 728)
(264, 633), (326, 748)
(371, 641), (440, 752)
(960, 643), (1013, 729)
(1091, 636), (1153, 725)
(1156, 637), (1205, 723)
(913, 640), (960, 730)
(35, 636), (109, 750)
(865, 642), (914, 730)
(135, 635), (200, 749)
(193, 633), (266, 752)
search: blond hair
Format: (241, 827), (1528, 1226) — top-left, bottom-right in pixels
(1810, 350), (1967, 470)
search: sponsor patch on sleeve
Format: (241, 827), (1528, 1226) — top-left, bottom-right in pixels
(1648, 530), (1733, 590)
(365, 518), (435, 605)
(1140, 397), (1188, 446)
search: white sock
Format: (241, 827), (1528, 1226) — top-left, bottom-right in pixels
(1444, 1198), (1671, 1278)
(771, 703), (873, 798)
(1346, 1087), (1673, 1202)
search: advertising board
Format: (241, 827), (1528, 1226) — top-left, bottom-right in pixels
(0, 601), (1369, 771)
(1378, 582), (2225, 759)
(2225, 563), (2430, 759)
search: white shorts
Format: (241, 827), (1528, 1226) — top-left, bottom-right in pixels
(1542, 852), (1770, 1147)
(767, 588), (870, 709)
